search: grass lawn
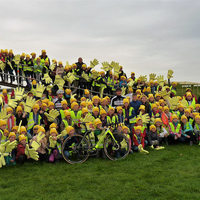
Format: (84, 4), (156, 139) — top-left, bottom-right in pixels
(0, 144), (200, 200)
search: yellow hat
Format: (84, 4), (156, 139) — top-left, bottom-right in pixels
(16, 106), (23, 113)
(186, 92), (192, 97)
(108, 107), (115, 112)
(36, 57), (41, 61)
(9, 49), (13, 54)
(131, 72), (135, 75)
(80, 102), (86, 107)
(64, 110), (71, 117)
(92, 96), (99, 102)
(6, 107), (13, 113)
(149, 80), (154, 84)
(26, 54), (30, 58)
(155, 93), (161, 98)
(128, 87), (133, 92)
(151, 104), (157, 110)
(65, 89), (71, 95)
(150, 125), (156, 131)
(123, 98), (129, 104)
(9, 132), (16, 138)
(137, 78), (141, 82)
(4, 129), (9, 134)
(21, 53), (26, 57)
(70, 98), (77, 104)
(2, 89), (7, 94)
(139, 105), (145, 111)
(19, 135), (26, 142)
(163, 106), (169, 111)
(49, 123), (57, 129)
(159, 99), (165, 104)
(48, 102), (54, 107)
(135, 126), (142, 131)
(189, 105), (194, 111)
(66, 126), (75, 134)
(20, 126), (27, 133)
(12, 126), (18, 131)
(116, 106), (122, 112)
(148, 94), (154, 99)
(84, 89), (90, 95)
(41, 103), (47, 109)
(92, 107), (99, 113)
(184, 109), (191, 114)
(136, 117), (142, 124)
(82, 64), (87, 68)
(82, 107), (88, 114)
(181, 115), (187, 121)
(178, 104), (184, 109)
(122, 126), (129, 131)
(33, 104), (39, 110)
(32, 80), (37, 85)
(50, 128), (58, 135)
(72, 63), (77, 67)
(52, 59), (57, 63)
(71, 102), (78, 109)
(136, 89), (141, 94)
(42, 99), (49, 105)
(38, 126), (45, 133)
(87, 101), (93, 107)
(155, 118), (162, 123)
(121, 76), (126, 80)
(101, 98), (107, 103)
(172, 82), (177, 85)
(195, 114), (200, 120)
(195, 104), (200, 109)
(42, 49), (46, 53)
(58, 61), (63, 65)
(100, 108), (107, 115)
(158, 106), (163, 110)
(172, 114), (179, 120)
(61, 100), (68, 106)
(33, 125), (40, 130)
(81, 97), (86, 102)
(94, 118), (102, 127)
(31, 52), (36, 56)
(0, 119), (6, 126)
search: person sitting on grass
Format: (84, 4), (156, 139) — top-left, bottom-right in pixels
(16, 135), (27, 165)
(122, 126), (133, 154)
(180, 115), (194, 146)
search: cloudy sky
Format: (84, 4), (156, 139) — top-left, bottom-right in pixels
(1, 0), (200, 82)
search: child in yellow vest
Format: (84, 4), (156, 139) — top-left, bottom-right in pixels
(194, 115), (200, 144)
(0, 119), (7, 144)
(20, 126), (32, 143)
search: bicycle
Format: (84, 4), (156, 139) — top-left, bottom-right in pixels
(61, 122), (130, 164)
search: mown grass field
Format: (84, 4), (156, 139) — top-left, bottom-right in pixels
(0, 144), (200, 200)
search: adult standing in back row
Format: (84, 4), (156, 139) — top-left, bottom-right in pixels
(111, 88), (125, 109)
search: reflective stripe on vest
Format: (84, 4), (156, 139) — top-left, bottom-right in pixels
(1, 134), (7, 144)
(60, 110), (65, 120)
(195, 123), (200, 131)
(27, 112), (42, 130)
(169, 122), (181, 133)
(70, 110), (82, 124)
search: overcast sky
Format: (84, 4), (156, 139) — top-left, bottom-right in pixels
(1, 0), (200, 82)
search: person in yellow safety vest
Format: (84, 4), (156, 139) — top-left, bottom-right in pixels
(2, 88), (10, 105)
(99, 108), (111, 128)
(60, 110), (74, 132)
(93, 118), (107, 158)
(99, 97), (110, 113)
(184, 92), (196, 109)
(39, 49), (50, 67)
(20, 126), (32, 143)
(16, 53), (25, 85)
(168, 115), (182, 143)
(154, 118), (168, 143)
(107, 107), (117, 126)
(78, 108), (90, 134)
(87, 102), (93, 114)
(92, 107), (100, 121)
(180, 115), (194, 145)
(70, 102), (82, 134)
(176, 104), (185, 119)
(86, 66), (92, 90)
(6, 107), (16, 132)
(194, 114), (200, 144)
(96, 71), (107, 94)
(48, 128), (62, 163)
(92, 95), (100, 108)
(184, 108), (194, 125)
(27, 104), (42, 134)
(6, 49), (15, 83)
(170, 82), (177, 96)
(115, 106), (124, 125)
(122, 98), (136, 133)
(24, 54), (33, 88)
(1, 129), (9, 144)
(33, 57), (43, 81)
(59, 100), (70, 120)
(107, 71), (114, 95)
(31, 52), (37, 66)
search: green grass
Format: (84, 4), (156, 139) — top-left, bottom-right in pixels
(1, 144), (200, 200)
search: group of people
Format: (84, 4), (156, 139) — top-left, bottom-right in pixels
(0, 49), (200, 167)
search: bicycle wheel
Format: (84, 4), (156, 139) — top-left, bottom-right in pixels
(104, 132), (130, 161)
(62, 134), (90, 164)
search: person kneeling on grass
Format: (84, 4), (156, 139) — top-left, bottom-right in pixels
(147, 125), (164, 150)
(168, 114), (182, 144)
(180, 115), (194, 146)
(16, 135), (27, 165)
(194, 114), (200, 144)
(132, 126), (148, 153)
(122, 126), (133, 154)
(48, 128), (62, 163)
